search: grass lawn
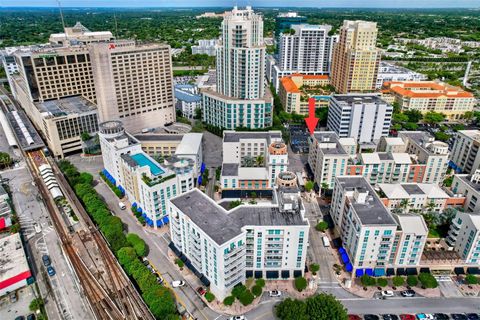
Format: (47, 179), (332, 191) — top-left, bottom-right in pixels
(428, 229), (441, 238)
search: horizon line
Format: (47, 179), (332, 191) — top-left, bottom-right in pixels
(1, 6), (480, 9)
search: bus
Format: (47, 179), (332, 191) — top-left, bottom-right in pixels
(322, 236), (330, 247)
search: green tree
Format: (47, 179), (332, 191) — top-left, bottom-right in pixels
(231, 284), (247, 298)
(315, 221), (329, 232)
(255, 278), (266, 288)
(275, 298), (308, 320)
(465, 274), (478, 285)
(238, 289), (254, 306)
(204, 292), (215, 302)
(310, 263), (320, 275)
(407, 275), (418, 287)
(78, 172), (93, 185)
(377, 278), (388, 287)
(29, 298), (44, 311)
(80, 131), (91, 141)
(0, 152), (12, 168)
(360, 275), (376, 286)
(251, 285), (262, 297)
(392, 276), (405, 287)
(223, 296), (235, 306)
(392, 113), (409, 124)
(175, 258), (184, 268)
(305, 293), (348, 320)
(294, 276), (308, 292)
(404, 109), (423, 123)
(418, 272), (438, 288)
(424, 111), (446, 125)
(434, 131), (450, 142)
(305, 180), (315, 192)
(126, 233), (148, 257)
(403, 122), (419, 131)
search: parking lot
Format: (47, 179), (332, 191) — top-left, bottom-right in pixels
(289, 124), (310, 154)
(0, 285), (37, 320)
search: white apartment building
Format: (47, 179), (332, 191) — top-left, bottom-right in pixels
(390, 214), (428, 266)
(99, 121), (196, 228)
(191, 39), (217, 56)
(308, 132), (350, 189)
(378, 183), (451, 213)
(399, 131), (450, 184)
(175, 133), (203, 177)
(202, 7), (273, 130)
(331, 176), (398, 272)
(221, 131), (288, 196)
(451, 172), (480, 212)
(356, 152), (412, 185)
(168, 187), (309, 299)
(174, 84), (202, 119)
(376, 62), (427, 89)
(278, 24), (337, 74)
(327, 95), (392, 144)
(446, 211), (480, 265)
(450, 130), (480, 175)
(377, 137), (407, 153)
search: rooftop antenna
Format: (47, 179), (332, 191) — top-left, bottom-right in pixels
(113, 12), (119, 39)
(56, 0), (67, 42)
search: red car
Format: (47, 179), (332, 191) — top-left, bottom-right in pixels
(400, 315), (416, 320)
(348, 315), (362, 320)
(197, 287), (206, 295)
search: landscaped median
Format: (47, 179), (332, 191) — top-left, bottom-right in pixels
(58, 160), (179, 320)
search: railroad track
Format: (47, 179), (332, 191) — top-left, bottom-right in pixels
(26, 150), (154, 320)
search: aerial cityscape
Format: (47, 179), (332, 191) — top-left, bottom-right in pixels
(1, 3), (480, 320)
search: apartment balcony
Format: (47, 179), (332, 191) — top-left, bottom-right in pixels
(225, 258), (245, 277)
(225, 249), (246, 265)
(224, 245), (245, 259)
(225, 274), (244, 289)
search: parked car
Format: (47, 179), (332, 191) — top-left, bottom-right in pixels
(401, 289), (416, 297)
(348, 315), (362, 320)
(416, 314), (434, 320)
(382, 315), (399, 320)
(171, 280), (185, 288)
(27, 314), (36, 320)
(467, 314), (480, 320)
(42, 254), (51, 267)
(14, 316), (25, 320)
(229, 316), (246, 320)
(381, 290), (395, 297)
(9, 292), (17, 303)
(400, 315), (416, 320)
(34, 223), (42, 234)
(156, 276), (164, 284)
(268, 290), (282, 297)
(47, 266), (56, 277)
(451, 315), (468, 320)
(197, 287), (206, 295)
(433, 314), (450, 320)
(364, 315), (380, 320)
(118, 202), (126, 210)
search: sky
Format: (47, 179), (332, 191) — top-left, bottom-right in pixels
(1, 0), (480, 8)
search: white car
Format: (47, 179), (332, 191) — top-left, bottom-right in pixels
(380, 290), (394, 297)
(268, 290), (282, 297)
(118, 202), (126, 210)
(34, 223), (42, 234)
(229, 316), (246, 320)
(171, 280), (185, 288)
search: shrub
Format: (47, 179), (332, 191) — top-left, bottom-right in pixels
(126, 233), (148, 257)
(377, 278), (388, 287)
(315, 221), (329, 232)
(251, 285), (262, 297)
(360, 275), (376, 287)
(205, 292), (215, 302)
(294, 276), (308, 292)
(223, 296), (235, 306)
(418, 273), (438, 288)
(238, 289), (254, 306)
(392, 276), (405, 287)
(310, 263), (320, 275)
(465, 274), (479, 285)
(255, 278), (266, 288)
(174, 258), (184, 268)
(407, 275), (418, 287)
(231, 284), (247, 298)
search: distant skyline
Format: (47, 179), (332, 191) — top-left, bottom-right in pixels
(1, 0), (480, 8)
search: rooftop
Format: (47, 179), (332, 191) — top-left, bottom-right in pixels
(170, 189), (308, 244)
(0, 233), (31, 284)
(457, 174), (480, 193)
(312, 131), (348, 156)
(122, 153), (166, 177)
(393, 213), (429, 235)
(36, 95), (97, 117)
(385, 81), (474, 99)
(399, 131), (449, 156)
(6, 109), (45, 151)
(223, 131), (282, 143)
(134, 134), (183, 142)
(332, 94), (388, 105)
(378, 183), (449, 199)
(457, 130), (480, 142)
(175, 133), (203, 156)
(336, 176), (397, 226)
(174, 87), (202, 103)
(222, 163), (239, 176)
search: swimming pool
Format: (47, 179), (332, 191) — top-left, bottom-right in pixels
(131, 153), (165, 176)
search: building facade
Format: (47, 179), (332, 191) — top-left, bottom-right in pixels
(376, 62), (427, 89)
(278, 74), (330, 114)
(174, 84), (202, 119)
(274, 12), (307, 49)
(451, 172), (480, 213)
(169, 187), (309, 299)
(446, 211), (480, 265)
(330, 20), (381, 94)
(450, 130), (480, 174)
(327, 94), (392, 144)
(191, 39), (217, 56)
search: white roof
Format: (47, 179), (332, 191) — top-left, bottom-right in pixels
(383, 137), (405, 146)
(175, 133), (203, 156)
(338, 137), (356, 146)
(238, 167), (269, 180)
(378, 183), (449, 199)
(395, 214), (428, 236)
(378, 183), (410, 199)
(418, 184), (449, 199)
(391, 153), (412, 164)
(466, 214), (480, 230)
(360, 153), (381, 164)
(0, 233), (30, 283)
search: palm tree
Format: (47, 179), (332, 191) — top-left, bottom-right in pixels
(255, 155), (264, 167)
(320, 182), (329, 196)
(426, 201), (436, 212)
(400, 199), (410, 212)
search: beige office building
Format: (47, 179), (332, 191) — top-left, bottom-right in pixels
(89, 42), (175, 133)
(330, 20), (381, 94)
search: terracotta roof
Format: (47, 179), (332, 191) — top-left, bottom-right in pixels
(302, 75), (329, 80)
(280, 77), (300, 93)
(385, 81), (474, 99)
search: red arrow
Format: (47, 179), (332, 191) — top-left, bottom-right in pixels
(305, 98), (319, 134)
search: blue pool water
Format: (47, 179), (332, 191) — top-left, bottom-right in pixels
(131, 153), (164, 176)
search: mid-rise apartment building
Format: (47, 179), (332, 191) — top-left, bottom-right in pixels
(202, 6), (273, 130)
(221, 131), (288, 197)
(274, 12), (307, 49)
(451, 172), (480, 212)
(330, 20), (381, 93)
(169, 187), (309, 299)
(174, 84), (201, 119)
(89, 41), (175, 132)
(354, 152), (412, 185)
(327, 94), (392, 144)
(446, 211), (480, 265)
(99, 121), (196, 227)
(278, 24), (337, 74)
(390, 214), (428, 267)
(450, 130), (480, 174)
(191, 39), (217, 56)
(377, 136), (407, 153)
(278, 74), (330, 114)
(382, 81), (475, 121)
(376, 62), (427, 89)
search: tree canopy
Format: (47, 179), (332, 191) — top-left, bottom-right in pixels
(276, 294), (348, 320)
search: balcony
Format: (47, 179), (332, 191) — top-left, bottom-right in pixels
(225, 249), (246, 265)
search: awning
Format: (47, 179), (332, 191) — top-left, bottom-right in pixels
(396, 268), (406, 276)
(386, 268), (395, 277)
(467, 267), (480, 275)
(355, 269), (364, 277)
(345, 263), (353, 272)
(454, 267), (466, 275)
(156, 220), (163, 228)
(162, 216), (170, 224)
(419, 268), (430, 274)
(132, 202), (137, 208)
(406, 268), (418, 275)
(198, 175), (203, 185)
(374, 268), (385, 277)
(365, 268), (373, 276)
(0, 217), (6, 230)
(338, 247), (346, 255)
(200, 163), (206, 173)
(341, 253), (350, 264)
(137, 207), (143, 213)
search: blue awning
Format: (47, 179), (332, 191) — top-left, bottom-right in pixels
(200, 163), (206, 173)
(338, 247), (346, 254)
(146, 217), (153, 226)
(156, 220), (163, 227)
(141, 213), (147, 219)
(162, 216), (169, 224)
(355, 269), (364, 277)
(374, 268), (385, 277)
(346, 263), (353, 272)
(198, 175), (203, 185)
(137, 207), (143, 213)
(341, 253), (350, 264)
(132, 202), (137, 208)
(365, 268), (374, 276)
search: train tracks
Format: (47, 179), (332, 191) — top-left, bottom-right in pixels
(26, 150), (154, 320)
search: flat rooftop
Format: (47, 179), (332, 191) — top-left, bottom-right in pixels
(134, 134), (183, 142)
(399, 131), (448, 156)
(393, 213), (428, 235)
(0, 233), (31, 284)
(36, 96), (97, 117)
(222, 163), (239, 176)
(313, 131), (348, 156)
(170, 189), (308, 245)
(223, 131), (282, 143)
(457, 174), (480, 193)
(336, 176), (397, 226)
(6, 109), (45, 151)
(175, 133), (203, 155)
(332, 94), (388, 105)
(130, 153), (165, 176)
